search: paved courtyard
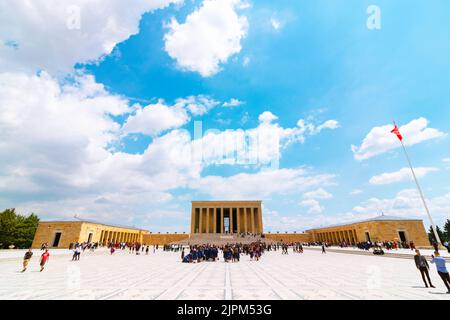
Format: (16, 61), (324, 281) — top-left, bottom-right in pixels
(0, 248), (449, 300)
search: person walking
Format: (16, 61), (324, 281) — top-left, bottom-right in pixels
(432, 240), (439, 252)
(322, 243), (326, 254)
(414, 250), (435, 288)
(72, 246), (81, 261)
(444, 242), (450, 254)
(22, 249), (33, 272)
(431, 251), (450, 294)
(40, 249), (50, 272)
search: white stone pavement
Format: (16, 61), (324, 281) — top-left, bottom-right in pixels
(306, 246), (450, 258)
(0, 248), (449, 300)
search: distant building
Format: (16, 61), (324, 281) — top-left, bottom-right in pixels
(266, 215), (430, 247)
(32, 217), (149, 249)
(191, 201), (263, 234)
(31, 204), (430, 248)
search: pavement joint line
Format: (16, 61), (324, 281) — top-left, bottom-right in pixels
(155, 263), (209, 300)
(264, 257), (360, 300)
(1, 250), (450, 300)
(225, 263), (232, 300)
(245, 262), (291, 300)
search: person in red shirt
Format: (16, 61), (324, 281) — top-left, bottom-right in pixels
(40, 249), (50, 272)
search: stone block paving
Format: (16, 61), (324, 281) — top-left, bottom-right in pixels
(0, 249), (449, 300)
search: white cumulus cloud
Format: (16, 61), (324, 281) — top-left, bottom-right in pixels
(223, 98), (244, 107)
(443, 158), (450, 170)
(164, 0), (248, 77)
(123, 95), (218, 136)
(369, 167), (439, 185)
(352, 118), (445, 161)
(300, 188), (333, 215)
(0, 0), (183, 75)
(351, 189), (450, 226)
(191, 168), (335, 200)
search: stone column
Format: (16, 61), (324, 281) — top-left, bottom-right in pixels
(220, 207), (224, 233)
(199, 208), (203, 234)
(229, 208), (234, 234)
(253, 208), (258, 234)
(258, 206), (263, 234)
(213, 208), (217, 234)
(251, 207), (255, 234)
(206, 208), (210, 234)
(237, 208), (241, 234)
(244, 208), (248, 233)
(191, 205), (195, 234)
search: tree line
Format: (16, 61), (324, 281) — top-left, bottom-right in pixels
(428, 219), (450, 244)
(0, 209), (39, 249)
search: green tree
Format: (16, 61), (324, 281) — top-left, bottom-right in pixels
(444, 219), (450, 242)
(0, 209), (39, 249)
(428, 225), (445, 244)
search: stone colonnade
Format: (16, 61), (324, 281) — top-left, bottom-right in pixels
(314, 229), (359, 245)
(99, 230), (141, 243)
(191, 201), (263, 234)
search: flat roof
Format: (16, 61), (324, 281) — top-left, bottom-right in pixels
(40, 217), (147, 231)
(308, 215), (423, 231)
(192, 200), (262, 204)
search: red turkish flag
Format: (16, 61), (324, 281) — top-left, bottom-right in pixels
(391, 125), (403, 141)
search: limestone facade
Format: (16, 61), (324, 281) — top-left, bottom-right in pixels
(142, 233), (190, 245)
(32, 211), (430, 248)
(191, 201), (263, 234)
(32, 219), (149, 249)
(306, 218), (429, 247)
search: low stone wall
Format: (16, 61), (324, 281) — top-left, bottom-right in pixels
(264, 233), (313, 243)
(142, 233), (190, 245)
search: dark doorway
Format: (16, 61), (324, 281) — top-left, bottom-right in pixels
(216, 208), (221, 233)
(365, 232), (371, 242)
(52, 232), (62, 247)
(232, 208), (237, 233)
(194, 208), (200, 233)
(398, 231), (407, 242)
(87, 233), (93, 243)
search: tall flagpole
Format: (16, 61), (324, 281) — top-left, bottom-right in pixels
(394, 123), (442, 246)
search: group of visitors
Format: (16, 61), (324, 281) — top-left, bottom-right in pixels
(181, 242), (265, 263)
(103, 241), (158, 255)
(21, 248), (50, 273)
(414, 250), (450, 294)
(22, 237), (450, 296)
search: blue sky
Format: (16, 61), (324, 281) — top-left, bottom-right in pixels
(1, 0), (449, 232)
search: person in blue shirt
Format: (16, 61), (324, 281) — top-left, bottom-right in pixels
(431, 251), (450, 294)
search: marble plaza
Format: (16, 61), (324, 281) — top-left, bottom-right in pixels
(0, 248), (449, 300)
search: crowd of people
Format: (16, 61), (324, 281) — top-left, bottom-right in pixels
(181, 242), (266, 263)
(20, 239), (450, 295)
